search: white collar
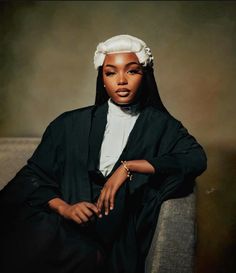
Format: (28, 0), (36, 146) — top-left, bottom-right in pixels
(107, 98), (140, 117)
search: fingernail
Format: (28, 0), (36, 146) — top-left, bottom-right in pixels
(99, 214), (102, 218)
(110, 206), (113, 210)
(105, 211), (108, 215)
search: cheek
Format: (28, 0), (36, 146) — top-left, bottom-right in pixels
(103, 80), (113, 95)
(132, 77), (143, 90)
(103, 75), (112, 85)
(104, 78), (116, 92)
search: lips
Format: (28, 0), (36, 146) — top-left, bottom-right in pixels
(115, 88), (130, 96)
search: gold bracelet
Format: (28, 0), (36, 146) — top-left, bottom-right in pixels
(121, 160), (133, 181)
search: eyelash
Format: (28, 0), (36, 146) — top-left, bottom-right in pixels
(105, 70), (141, 76)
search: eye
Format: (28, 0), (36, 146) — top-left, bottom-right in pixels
(105, 71), (116, 77)
(127, 69), (142, 75)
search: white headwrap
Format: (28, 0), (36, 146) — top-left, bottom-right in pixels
(94, 34), (154, 70)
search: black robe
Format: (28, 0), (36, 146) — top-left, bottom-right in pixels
(0, 101), (207, 273)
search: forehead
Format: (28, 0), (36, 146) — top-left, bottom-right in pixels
(103, 52), (140, 66)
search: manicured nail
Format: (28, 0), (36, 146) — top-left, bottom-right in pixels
(99, 214), (102, 218)
(110, 206), (113, 210)
(105, 211), (108, 215)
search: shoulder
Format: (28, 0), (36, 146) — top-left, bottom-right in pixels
(55, 104), (95, 121)
(49, 104), (95, 128)
(147, 106), (182, 130)
(39, 105), (95, 139)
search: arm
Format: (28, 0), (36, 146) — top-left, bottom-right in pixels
(0, 123), (62, 208)
(97, 121), (207, 215)
(48, 197), (102, 224)
(96, 160), (155, 215)
(18, 120), (101, 224)
(144, 121), (207, 177)
(0, 110), (73, 209)
(125, 159), (155, 174)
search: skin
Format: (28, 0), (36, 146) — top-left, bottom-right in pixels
(48, 52), (155, 224)
(102, 52), (143, 105)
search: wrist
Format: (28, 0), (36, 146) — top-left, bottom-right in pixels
(121, 160), (155, 174)
(120, 160), (133, 181)
(48, 197), (70, 216)
(58, 203), (70, 216)
(124, 160), (132, 170)
(119, 163), (129, 178)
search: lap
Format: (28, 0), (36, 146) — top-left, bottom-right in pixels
(90, 182), (162, 273)
(0, 183), (161, 273)
(0, 203), (102, 273)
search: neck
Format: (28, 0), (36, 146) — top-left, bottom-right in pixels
(109, 98), (141, 115)
(110, 99), (139, 108)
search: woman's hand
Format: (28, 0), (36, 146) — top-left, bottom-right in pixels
(48, 198), (102, 225)
(96, 165), (128, 216)
(60, 202), (102, 225)
(96, 160), (155, 216)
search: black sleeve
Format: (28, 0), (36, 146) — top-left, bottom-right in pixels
(145, 121), (207, 178)
(0, 118), (64, 207)
(27, 118), (66, 207)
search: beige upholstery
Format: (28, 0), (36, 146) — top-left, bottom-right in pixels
(0, 138), (40, 189)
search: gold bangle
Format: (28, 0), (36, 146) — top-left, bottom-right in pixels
(121, 160), (133, 181)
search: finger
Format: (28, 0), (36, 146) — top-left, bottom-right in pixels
(110, 189), (116, 211)
(96, 191), (102, 211)
(96, 195), (101, 212)
(78, 212), (89, 223)
(94, 201), (103, 218)
(72, 214), (83, 225)
(83, 204), (102, 219)
(86, 203), (102, 218)
(97, 190), (105, 212)
(85, 202), (99, 214)
(81, 206), (94, 218)
(104, 190), (111, 216)
(75, 208), (89, 223)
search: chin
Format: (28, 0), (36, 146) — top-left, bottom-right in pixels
(112, 96), (134, 105)
(114, 100), (132, 105)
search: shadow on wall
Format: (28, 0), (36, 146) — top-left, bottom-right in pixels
(196, 145), (236, 273)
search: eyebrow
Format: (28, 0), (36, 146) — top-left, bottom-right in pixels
(105, 62), (141, 68)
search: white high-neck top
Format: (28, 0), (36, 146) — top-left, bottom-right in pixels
(98, 98), (140, 177)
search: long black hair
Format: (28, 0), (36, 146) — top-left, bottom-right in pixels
(94, 65), (169, 114)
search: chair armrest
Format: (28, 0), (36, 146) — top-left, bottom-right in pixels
(0, 138), (40, 190)
(145, 191), (196, 273)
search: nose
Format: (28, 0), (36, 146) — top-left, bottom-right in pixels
(117, 72), (128, 85)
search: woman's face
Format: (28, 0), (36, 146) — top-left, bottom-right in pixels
(102, 52), (143, 105)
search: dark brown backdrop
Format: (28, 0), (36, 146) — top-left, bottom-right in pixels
(0, 1), (235, 272)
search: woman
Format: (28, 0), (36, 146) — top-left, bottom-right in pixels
(0, 34), (207, 273)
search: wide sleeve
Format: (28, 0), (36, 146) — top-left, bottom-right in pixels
(26, 120), (64, 206)
(145, 120), (207, 178)
(0, 117), (65, 207)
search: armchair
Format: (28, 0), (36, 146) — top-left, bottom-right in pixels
(0, 138), (196, 273)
